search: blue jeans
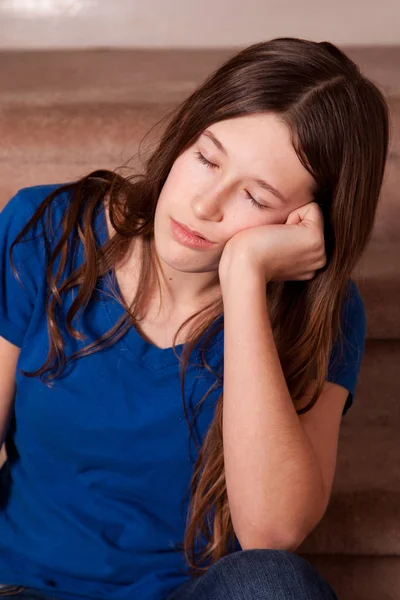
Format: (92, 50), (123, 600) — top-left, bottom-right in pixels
(0, 549), (339, 599)
(166, 549), (339, 599)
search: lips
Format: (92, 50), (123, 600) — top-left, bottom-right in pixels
(174, 220), (212, 242)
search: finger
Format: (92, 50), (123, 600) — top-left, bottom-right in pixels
(298, 271), (317, 280)
(285, 209), (303, 225)
(286, 202), (324, 228)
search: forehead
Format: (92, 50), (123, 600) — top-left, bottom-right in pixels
(204, 114), (316, 205)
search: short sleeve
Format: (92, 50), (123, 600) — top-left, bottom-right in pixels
(327, 278), (367, 417)
(0, 190), (46, 347)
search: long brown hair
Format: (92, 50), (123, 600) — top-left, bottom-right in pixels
(10, 37), (389, 576)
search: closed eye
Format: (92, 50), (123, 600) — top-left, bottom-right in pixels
(194, 151), (268, 210)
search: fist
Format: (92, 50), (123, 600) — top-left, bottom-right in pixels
(219, 201), (327, 283)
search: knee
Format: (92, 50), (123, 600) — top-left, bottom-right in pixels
(194, 549), (337, 600)
(212, 548), (314, 579)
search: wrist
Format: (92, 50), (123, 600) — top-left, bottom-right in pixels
(219, 255), (267, 294)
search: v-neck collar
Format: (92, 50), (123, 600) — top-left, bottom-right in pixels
(94, 200), (223, 373)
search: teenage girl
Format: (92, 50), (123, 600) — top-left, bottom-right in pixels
(0, 37), (389, 600)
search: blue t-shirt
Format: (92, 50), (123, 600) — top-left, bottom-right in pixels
(0, 183), (366, 600)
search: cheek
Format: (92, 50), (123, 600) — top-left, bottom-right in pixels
(221, 211), (287, 245)
(226, 211), (281, 238)
(158, 161), (194, 209)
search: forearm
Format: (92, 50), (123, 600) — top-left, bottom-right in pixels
(0, 445), (6, 468)
(220, 265), (325, 550)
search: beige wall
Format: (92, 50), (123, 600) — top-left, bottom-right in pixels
(0, 0), (398, 49)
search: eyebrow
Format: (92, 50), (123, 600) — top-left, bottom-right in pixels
(203, 130), (287, 205)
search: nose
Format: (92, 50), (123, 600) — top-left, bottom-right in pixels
(191, 189), (224, 223)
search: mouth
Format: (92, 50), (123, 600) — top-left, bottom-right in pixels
(173, 220), (213, 243)
(170, 218), (216, 249)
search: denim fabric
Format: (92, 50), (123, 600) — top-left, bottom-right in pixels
(166, 549), (339, 600)
(0, 549), (339, 600)
(0, 588), (57, 600)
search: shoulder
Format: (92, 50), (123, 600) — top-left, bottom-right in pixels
(339, 278), (367, 343)
(2, 183), (68, 213)
(343, 278), (365, 314)
(326, 277), (367, 415)
(0, 182), (74, 294)
(1, 183), (74, 250)
(0, 184), (66, 346)
(1, 183), (72, 239)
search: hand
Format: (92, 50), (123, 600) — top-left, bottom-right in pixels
(218, 201), (327, 284)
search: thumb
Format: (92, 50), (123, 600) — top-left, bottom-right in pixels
(285, 202), (323, 228)
(285, 208), (303, 226)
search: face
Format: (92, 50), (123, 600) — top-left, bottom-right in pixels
(153, 112), (316, 274)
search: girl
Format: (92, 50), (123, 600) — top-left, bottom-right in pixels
(0, 37), (389, 600)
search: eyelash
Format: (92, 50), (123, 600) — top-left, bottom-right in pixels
(194, 151), (266, 210)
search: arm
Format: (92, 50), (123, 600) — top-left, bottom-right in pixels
(0, 337), (19, 464)
(220, 266), (326, 551)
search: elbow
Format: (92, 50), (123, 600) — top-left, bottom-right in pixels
(233, 486), (328, 553)
(236, 509), (326, 553)
(236, 526), (305, 553)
